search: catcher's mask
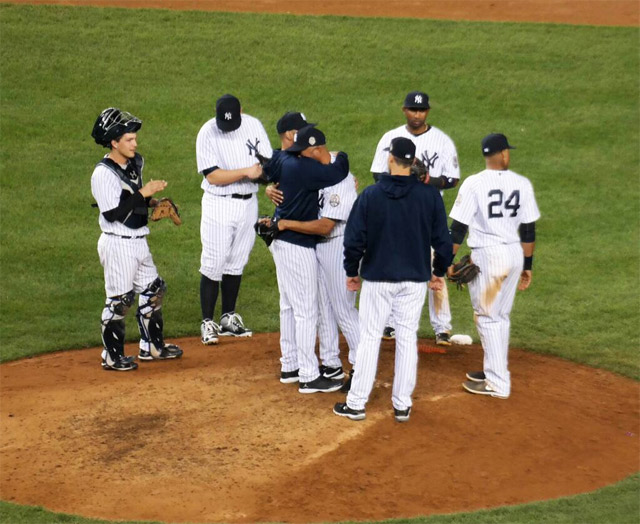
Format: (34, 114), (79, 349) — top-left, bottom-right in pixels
(92, 107), (142, 148)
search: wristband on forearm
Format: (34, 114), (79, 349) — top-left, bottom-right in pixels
(524, 256), (533, 271)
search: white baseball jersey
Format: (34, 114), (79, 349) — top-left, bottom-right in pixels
(196, 113), (272, 282)
(449, 169), (541, 245)
(449, 167), (540, 397)
(371, 124), (459, 335)
(370, 124), (460, 184)
(196, 113), (272, 195)
(316, 168), (359, 368)
(91, 162), (150, 237)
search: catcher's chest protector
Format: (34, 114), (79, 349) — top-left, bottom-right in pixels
(99, 153), (148, 229)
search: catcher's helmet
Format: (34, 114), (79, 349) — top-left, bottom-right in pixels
(91, 107), (142, 147)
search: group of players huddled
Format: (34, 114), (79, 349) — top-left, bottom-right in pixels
(90, 91), (539, 421)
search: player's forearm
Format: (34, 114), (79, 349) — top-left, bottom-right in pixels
(204, 167), (254, 186)
(279, 218), (335, 236)
(425, 176), (458, 190)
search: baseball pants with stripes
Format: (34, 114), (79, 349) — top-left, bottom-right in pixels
(468, 243), (523, 397)
(347, 280), (427, 411)
(269, 239), (320, 383)
(316, 237), (360, 368)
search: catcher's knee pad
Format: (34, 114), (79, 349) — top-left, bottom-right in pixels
(137, 277), (167, 318)
(101, 291), (134, 362)
(102, 290), (135, 324)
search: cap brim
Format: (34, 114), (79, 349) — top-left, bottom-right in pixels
(404, 105), (430, 110)
(217, 117), (241, 132)
(285, 143), (306, 152)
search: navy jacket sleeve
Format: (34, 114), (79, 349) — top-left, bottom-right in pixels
(343, 191), (367, 277)
(429, 190), (454, 276)
(306, 152), (350, 191)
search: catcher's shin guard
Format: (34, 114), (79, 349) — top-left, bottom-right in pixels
(137, 277), (167, 356)
(101, 290), (135, 363)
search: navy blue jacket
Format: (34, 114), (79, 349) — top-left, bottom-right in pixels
(343, 174), (453, 281)
(267, 150), (349, 248)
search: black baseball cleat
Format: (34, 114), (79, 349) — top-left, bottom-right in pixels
(465, 371), (486, 382)
(340, 369), (354, 393)
(462, 380), (509, 399)
(219, 313), (253, 337)
(382, 326), (396, 340)
(393, 406), (411, 423)
(299, 375), (343, 394)
(320, 364), (345, 380)
(435, 332), (451, 346)
(333, 402), (366, 421)
(103, 355), (138, 371)
(280, 369), (300, 384)
(139, 344), (183, 360)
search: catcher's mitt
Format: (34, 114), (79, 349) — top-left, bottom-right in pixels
(411, 157), (429, 182)
(150, 198), (182, 226)
(254, 215), (279, 247)
(447, 254), (480, 290)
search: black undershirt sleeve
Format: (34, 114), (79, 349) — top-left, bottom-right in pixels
(519, 222), (536, 242)
(450, 219), (468, 245)
(202, 166), (219, 176)
(102, 191), (145, 223)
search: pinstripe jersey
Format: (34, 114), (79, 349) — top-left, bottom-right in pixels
(196, 114), (272, 196)
(91, 161), (150, 237)
(370, 125), (460, 184)
(319, 164), (357, 240)
(449, 169), (540, 247)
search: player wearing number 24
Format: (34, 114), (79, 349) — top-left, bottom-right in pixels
(449, 133), (541, 399)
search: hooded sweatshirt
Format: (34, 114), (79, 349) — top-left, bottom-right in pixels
(343, 174), (452, 281)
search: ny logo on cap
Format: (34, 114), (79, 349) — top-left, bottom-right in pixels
(225, 112), (233, 120)
(415, 95), (423, 104)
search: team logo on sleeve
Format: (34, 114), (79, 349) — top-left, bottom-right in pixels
(454, 194), (462, 206)
(330, 194), (340, 207)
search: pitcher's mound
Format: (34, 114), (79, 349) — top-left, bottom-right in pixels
(1, 334), (638, 523)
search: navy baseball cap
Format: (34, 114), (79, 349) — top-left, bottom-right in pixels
(481, 133), (516, 156)
(216, 94), (241, 132)
(276, 112), (312, 134)
(389, 137), (416, 161)
(404, 91), (430, 109)
(285, 124), (326, 152)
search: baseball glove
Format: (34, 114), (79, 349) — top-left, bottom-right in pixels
(411, 157), (429, 182)
(150, 198), (182, 226)
(254, 215), (279, 247)
(447, 254), (480, 290)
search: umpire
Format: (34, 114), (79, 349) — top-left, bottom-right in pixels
(334, 137), (452, 421)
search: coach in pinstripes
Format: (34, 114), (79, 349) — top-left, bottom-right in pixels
(196, 94), (273, 345)
(265, 125), (350, 394)
(449, 133), (540, 399)
(334, 137), (453, 422)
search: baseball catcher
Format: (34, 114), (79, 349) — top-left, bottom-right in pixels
(150, 197), (182, 225)
(447, 254), (481, 290)
(254, 215), (279, 247)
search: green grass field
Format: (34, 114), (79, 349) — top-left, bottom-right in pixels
(0, 4), (638, 523)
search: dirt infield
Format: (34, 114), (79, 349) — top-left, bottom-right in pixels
(3, 0), (639, 26)
(1, 335), (638, 523)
